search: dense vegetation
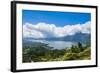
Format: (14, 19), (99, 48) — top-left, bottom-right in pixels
(22, 42), (91, 63)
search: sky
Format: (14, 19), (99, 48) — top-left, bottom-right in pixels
(23, 10), (91, 26)
(22, 10), (91, 38)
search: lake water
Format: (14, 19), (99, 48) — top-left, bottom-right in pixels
(31, 40), (77, 49)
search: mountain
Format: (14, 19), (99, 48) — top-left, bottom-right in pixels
(23, 32), (90, 43)
(61, 33), (90, 42)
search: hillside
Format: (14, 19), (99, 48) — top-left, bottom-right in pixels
(23, 42), (91, 62)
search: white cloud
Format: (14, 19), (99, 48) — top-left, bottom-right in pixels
(23, 23), (45, 38)
(23, 21), (91, 38)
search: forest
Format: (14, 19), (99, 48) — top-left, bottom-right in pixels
(22, 41), (91, 63)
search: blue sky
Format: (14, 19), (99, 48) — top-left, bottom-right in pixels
(22, 10), (91, 26)
(22, 10), (91, 38)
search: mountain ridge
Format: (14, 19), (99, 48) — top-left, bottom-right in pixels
(23, 32), (90, 43)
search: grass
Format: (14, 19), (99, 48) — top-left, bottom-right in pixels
(23, 43), (91, 63)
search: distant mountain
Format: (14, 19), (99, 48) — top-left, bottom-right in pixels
(62, 33), (90, 43)
(23, 39), (49, 48)
(23, 32), (90, 43)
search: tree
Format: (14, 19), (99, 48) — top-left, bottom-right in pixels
(78, 42), (83, 52)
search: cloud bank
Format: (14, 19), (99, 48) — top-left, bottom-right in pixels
(23, 21), (91, 38)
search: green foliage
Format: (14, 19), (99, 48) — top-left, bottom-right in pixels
(62, 53), (79, 60)
(78, 47), (91, 59)
(23, 42), (91, 63)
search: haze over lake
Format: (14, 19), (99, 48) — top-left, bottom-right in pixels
(29, 39), (76, 49)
